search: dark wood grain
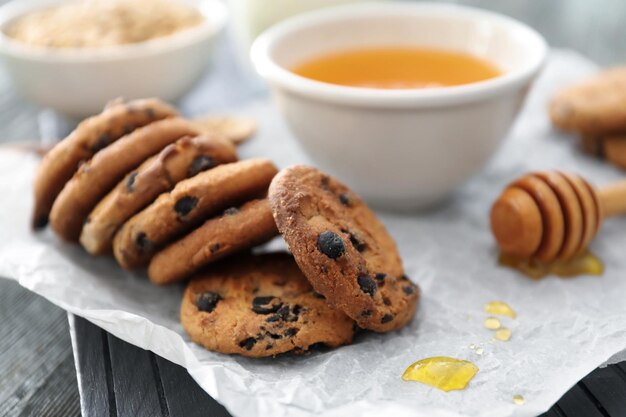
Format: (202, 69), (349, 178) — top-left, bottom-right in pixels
(71, 314), (116, 417)
(155, 355), (230, 417)
(580, 366), (626, 416)
(544, 384), (606, 417)
(0, 279), (80, 417)
(108, 334), (168, 417)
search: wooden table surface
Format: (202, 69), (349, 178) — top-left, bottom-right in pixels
(2, 1), (626, 416)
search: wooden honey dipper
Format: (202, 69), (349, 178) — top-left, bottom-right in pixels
(490, 171), (626, 262)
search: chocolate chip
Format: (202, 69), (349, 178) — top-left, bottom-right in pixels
(33, 215), (48, 229)
(403, 285), (415, 295)
(126, 171), (138, 192)
(339, 193), (351, 206)
(174, 196), (197, 218)
(239, 337), (256, 350)
(284, 328), (298, 337)
(197, 292), (221, 313)
(92, 133), (111, 152)
(188, 155), (216, 177)
(383, 297), (391, 306)
(210, 243), (220, 254)
(145, 108), (156, 119)
(317, 231), (345, 259)
(361, 309), (373, 317)
(357, 275), (377, 297)
(348, 232), (367, 252)
(286, 304), (302, 321)
(266, 315), (281, 323)
(268, 332), (282, 340)
(321, 176), (330, 191)
(265, 344), (273, 350)
(381, 314), (393, 324)
(312, 292), (326, 299)
(375, 273), (386, 287)
(223, 207), (240, 216)
(252, 296), (282, 314)
(135, 232), (151, 250)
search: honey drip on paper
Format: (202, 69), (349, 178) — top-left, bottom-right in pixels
(498, 250), (603, 279)
(483, 317), (501, 330)
(484, 301), (517, 319)
(402, 357), (479, 392)
(495, 327), (511, 341)
(513, 394), (525, 405)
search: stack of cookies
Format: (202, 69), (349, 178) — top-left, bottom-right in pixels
(550, 66), (626, 169)
(33, 98), (420, 358)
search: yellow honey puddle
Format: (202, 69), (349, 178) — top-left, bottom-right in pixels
(494, 327), (512, 342)
(402, 357), (479, 392)
(483, 317), (501, 330)
(484, 301), (517, 319)
(513, 394), (525, 405)
(499, 250), (604, 279)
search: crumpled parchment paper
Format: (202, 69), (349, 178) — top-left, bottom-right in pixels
(2, 51), (626, 417)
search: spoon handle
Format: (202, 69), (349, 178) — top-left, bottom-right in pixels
(598, 179), (626, 217)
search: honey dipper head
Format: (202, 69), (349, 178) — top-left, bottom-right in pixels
(490, 171), (602, 263)
(490, 187), (543, 259)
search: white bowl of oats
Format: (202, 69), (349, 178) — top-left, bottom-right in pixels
(0, 0), (227, 117)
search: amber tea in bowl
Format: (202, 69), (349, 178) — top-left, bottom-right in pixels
(251, 2), (547, 209)
(291, 47), (502, 89)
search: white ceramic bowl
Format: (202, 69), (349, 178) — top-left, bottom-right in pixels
(0, 0), (228, 118)
(251, 2), (547, 210)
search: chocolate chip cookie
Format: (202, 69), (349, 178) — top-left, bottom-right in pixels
(32, 98), (177, 229)
(113, 159), (278, 269)
(149, 199), (278, 285)
(80, 134), (238, 255)
(268, 165), (419, 332)
(550, 67), (626, 135)
(50, 118), (198, 241)
(180, 253), (355, 357)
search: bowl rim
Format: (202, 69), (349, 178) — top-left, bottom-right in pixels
(250, 2), (548, 108)
(0, 0), (228, 62)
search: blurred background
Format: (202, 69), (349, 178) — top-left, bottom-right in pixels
(0, 0), (626, 141)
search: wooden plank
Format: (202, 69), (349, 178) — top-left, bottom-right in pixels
(72, 315), (116, 417)
(541, 406), (567, 417)
(16, 351), (81, 417)
(550, 383), (606, 417)
(0, 280), (80, 417)
(581, 365), (626, 417)
(155, 355), (231, 417)
(107, 333), (167, 417)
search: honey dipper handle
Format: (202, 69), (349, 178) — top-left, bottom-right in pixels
(598, 179), (626, 218)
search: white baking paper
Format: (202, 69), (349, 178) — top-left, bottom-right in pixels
(2, 51), (626, 417)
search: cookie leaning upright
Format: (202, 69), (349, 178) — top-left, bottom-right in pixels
(550, 67), (626, 135)
(268, 165), (419, 332)
(32, 98), (177, 229)
(149, 199), (278, 285)
(80, 134), (238, 255)
(50, 117), (198, 241)
(181, 253), (355, 358)
(114, 158), (278, 269)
